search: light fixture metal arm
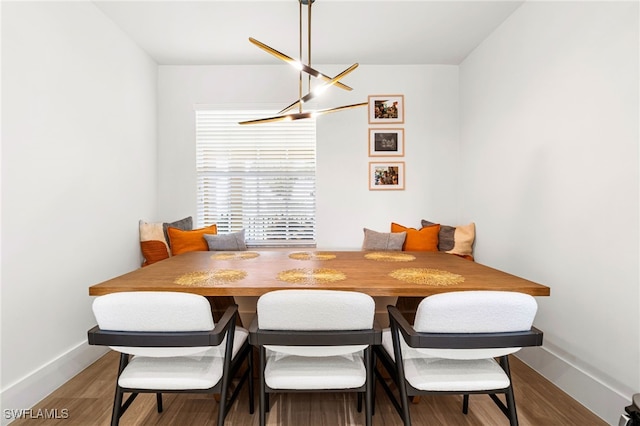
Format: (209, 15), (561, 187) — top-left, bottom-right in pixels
(248, 38), (353, 91)
(278, 63), (359, 115)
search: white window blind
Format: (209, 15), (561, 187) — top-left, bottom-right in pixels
(196, 109), (316, 247)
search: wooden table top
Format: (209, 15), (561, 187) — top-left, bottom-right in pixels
(88, 250), (550, 297)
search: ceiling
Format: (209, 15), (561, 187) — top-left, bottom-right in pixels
(93, 0), (524, 66)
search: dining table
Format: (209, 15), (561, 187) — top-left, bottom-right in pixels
(89, 249), (550, 326)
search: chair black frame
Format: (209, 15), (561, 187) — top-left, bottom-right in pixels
(249, 319), (382, 426)
(374, 305), (544, 426)
(88, 304), (254, 426)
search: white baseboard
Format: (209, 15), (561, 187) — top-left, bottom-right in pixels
(517, 346), (630, 425)
(0, 341), (108, 426)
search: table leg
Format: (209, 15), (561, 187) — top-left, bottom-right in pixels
(373, 296), (398, 328)
(206, 296), (240, 325)
(233, 296), (259, 328)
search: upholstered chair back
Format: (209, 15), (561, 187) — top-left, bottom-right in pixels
(257, 289), (375, 356)
(412, 291), (538, 359)
(92, 291), (215, 357)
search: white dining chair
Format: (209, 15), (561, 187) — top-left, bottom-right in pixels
(249, 289), (381, 426)
(88, 291), (254, 426)
(374, 290), (543, 426)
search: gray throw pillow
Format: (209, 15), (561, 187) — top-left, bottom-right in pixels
(162, 216), (193, 247)
(362, 228), (406, 251)
(204, 229), (247, 251)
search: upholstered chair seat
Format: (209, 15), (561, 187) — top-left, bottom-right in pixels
(264, 350), (367, 390)
(117, 327), (249, 390)
(381, 331), (511, 391)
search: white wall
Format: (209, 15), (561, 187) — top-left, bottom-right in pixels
(3, 2), (637, 424)
(1, 1), (158, 417)
(157, 64), (461, 248)
(459, 1), (639, 423)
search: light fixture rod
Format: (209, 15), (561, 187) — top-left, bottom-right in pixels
(299, 0), (303, 112)
(307, 0), (312, 91)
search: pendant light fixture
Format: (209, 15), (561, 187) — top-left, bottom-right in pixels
(239, 0), (366, 125)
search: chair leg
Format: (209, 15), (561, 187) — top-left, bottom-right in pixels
(111, 387), (123, 426)
(357, 392), (363, 412)
(365, 347), (373, 426)
(248, 346), (255, 414)
(217, 390), (230, 425)
(111, 353), (129, 426)
(501, 356), (519, 426)
(390, 326), (411, 426)
(372, 350), (377, 417)
(156, 393), (163, 413)
(217, 323), (236, 426)
(259, 346), (267, 426)
(398, 383), (412, 425)
(505, 387), (518, 426)
(462, 394), (469, 414)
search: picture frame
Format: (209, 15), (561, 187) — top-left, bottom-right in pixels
(368, 128), (404, 157)
(369, 162), (405, 190)
(368, 94), (404, 124)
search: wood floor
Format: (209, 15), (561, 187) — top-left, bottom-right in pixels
(12, 350), (606, 425)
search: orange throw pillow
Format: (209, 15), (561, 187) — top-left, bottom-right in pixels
(167, 224), (218, 256)
(140, 240), (170, 266)
(391, 222), (440, 252)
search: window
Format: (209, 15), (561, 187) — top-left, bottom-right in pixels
(195, 109), (316, 247)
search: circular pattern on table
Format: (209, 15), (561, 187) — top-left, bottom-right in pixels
(364, 252), (416, 262)
(277, 268), (346, 284)
(389, 268), (464, 286)
(289, 252), (337, 261)
(210, 252), (260, 261)
(175, 269), (247, 286)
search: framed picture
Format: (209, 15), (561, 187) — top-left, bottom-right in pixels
(369, 128), (404, 157)
(368, 94), (404, 124)
(369, 162), (405, 190)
